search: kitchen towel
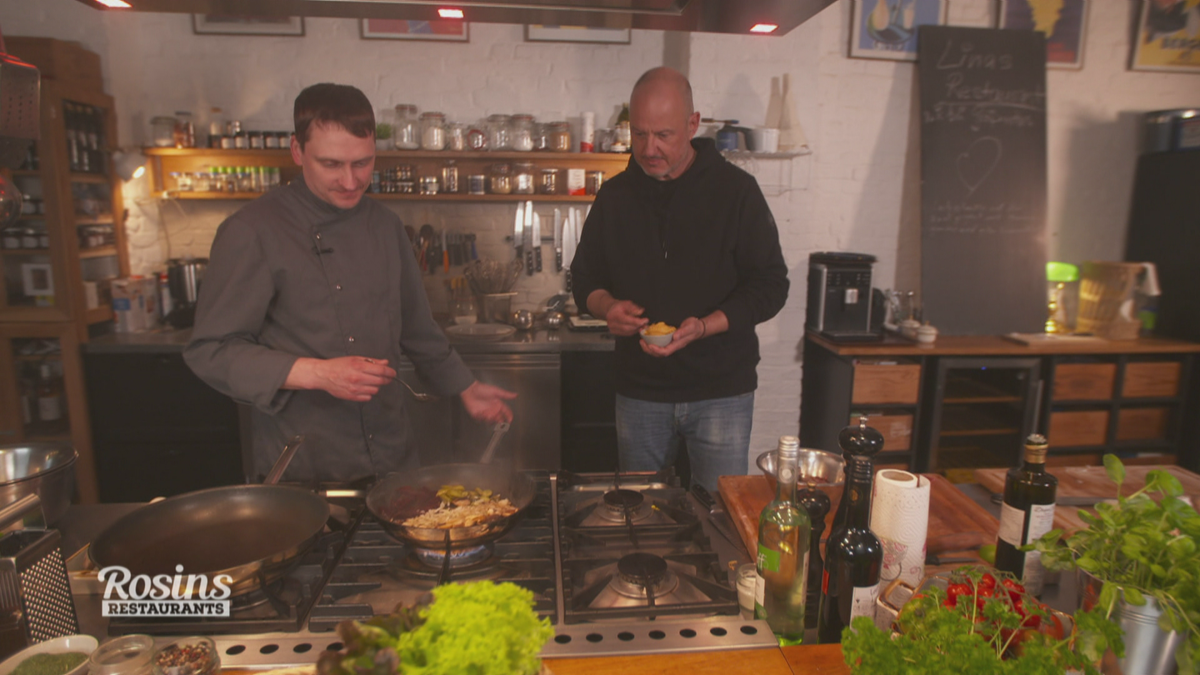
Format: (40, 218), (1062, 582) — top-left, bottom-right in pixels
(870, 469), (930, 587)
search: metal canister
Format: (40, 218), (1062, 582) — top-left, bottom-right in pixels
(586, 170), (604, 195)
(468, 174), (486, 195)
(538, 168), (560, 195)
(441, 160), (459, 194)
(419, 176), (439, 195)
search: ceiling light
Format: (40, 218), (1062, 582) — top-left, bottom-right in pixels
(438, 8), (464, 19)
(96, 0), (132, 7)
(750, 23), (778, 33)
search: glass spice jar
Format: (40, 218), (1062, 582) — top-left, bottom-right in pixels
(419, 112), (447, 151)
(510, 114), (535, 152)
(150, 116), (177, 147)
(547, 121), (571, 153)
(487, 114), (512, 151)
(513, 162), (535, 194)
(538, 168), (560, 195)
(489, 163), (513, 194)
(394, 104), (420, 150)
(441, 160), (459, 194)
(447, 123), (467, 151)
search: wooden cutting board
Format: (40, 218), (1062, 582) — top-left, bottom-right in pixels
(975, 464), (1200, 535)
(718, 473), (999, 563)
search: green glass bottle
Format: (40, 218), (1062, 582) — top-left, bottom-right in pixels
(754, 435), (811, 645)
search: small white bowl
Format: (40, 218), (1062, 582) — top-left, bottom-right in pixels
(0, 635), (100, 675)
(640, 328), (674, 347)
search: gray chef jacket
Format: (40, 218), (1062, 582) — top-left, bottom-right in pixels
(184, 177), (474, 483)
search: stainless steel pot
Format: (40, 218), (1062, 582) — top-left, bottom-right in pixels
(0, 442), (77, 525)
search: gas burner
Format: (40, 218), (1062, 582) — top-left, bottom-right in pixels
(598, 489), (649, 524)
(411, 544), (494, 570)
(610, 553), (677, 601)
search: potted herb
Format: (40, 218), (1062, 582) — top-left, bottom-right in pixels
(375, 123), (394, 151)
(843, 566), (1121, 674)
(1030, 454), (1200, 674)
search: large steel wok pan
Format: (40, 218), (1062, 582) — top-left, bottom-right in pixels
(366, 462), (536, 551)
(89, 437), (329, 597)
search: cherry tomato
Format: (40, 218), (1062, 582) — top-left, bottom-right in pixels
(943, 598), (957, 610)
(1001, 578), (1025, 601)
(1014, 597), (1041, 629)
(974, 586), (995, 611)
(947, 583), (971, 602)
(979, 573), (997, 590)
(1039, 610), (1065, 641)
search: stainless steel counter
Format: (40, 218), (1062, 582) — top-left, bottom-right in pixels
(84, 326), (616, 354)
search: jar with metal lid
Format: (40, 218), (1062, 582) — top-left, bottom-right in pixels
(419, 176), (440, 195)
(586, 170), (605, 195)
(150, 116), (177, 147)
(510, 114), (535, 152)
(1, 226), (21, 250)
(487, 114), (512, 151)
(447, 123), (466, 151)
(193, 170), (211, 192)
(173, 111), (195, 148)
(490, 162), (513, 194)
(264, 132), (280, 149)
(420, 112), (447, 151)
(467, 174), (486, 195)
(547, 121), (571, 152)
(467, 125), (488, 151)
(538, 168), (560, 195)
(91, 634), (155, 675)
(249, 131), (265, 149)
(233, 132), (248, 150)
(441, 160), (459, 194)
(513, 161), (535, 194)
(394, 105), (420, 150)
(151, 636), (221, 675)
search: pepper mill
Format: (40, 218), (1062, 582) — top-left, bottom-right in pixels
(796, 482), (831, 629)
(827, 417), (885, 552)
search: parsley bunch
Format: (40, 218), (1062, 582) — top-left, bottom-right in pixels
(842, 567), (1122, 675)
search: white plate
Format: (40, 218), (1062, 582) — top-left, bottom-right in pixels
(0, 635), (99, 675)
(446, 323), (517, 341)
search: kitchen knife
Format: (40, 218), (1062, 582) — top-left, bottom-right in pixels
(442, 230), (449, 273)
(690, 484), (748, 554)
(553, 208), (563, 272)
(524, 200), (534, 276)
(533, 211), (543, 273)
(514, 203), (524, 266)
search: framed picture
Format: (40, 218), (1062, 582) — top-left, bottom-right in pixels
(524, 25), (631, 44)
(999, 0), (1089, 68)
(21, 263), (53, 297)
(1131, 0), (1200, 73)
(360, 18), (469, 41)
(192, 15), (305, 37)
(850, 0), (948, 61)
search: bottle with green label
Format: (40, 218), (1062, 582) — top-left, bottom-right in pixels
(754, 435), (811, 645)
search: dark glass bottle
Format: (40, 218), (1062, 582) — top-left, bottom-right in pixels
(817, 454), (883, 644)
(994, 434), (1057, 595)
(827, 417), (884, 539)
(754, 436), (811, 644)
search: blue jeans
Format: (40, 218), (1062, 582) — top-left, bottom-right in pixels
(615, 392), (754, 495)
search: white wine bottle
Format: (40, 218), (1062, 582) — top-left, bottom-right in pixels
(754, 435), (811, 645)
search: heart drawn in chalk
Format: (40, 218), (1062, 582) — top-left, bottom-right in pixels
(956, 137), (1002, 196)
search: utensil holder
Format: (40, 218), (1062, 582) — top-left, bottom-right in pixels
(478, 292), (516, 324)
(1077, 261), (1141, 340)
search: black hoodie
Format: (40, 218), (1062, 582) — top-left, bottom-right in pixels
(571, 138), (789, 403)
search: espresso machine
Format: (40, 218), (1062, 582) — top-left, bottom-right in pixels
(805, 251), (881, 342)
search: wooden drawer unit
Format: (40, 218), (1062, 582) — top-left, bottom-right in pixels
(1116, 407), (1171, 441)
(851, 363), (921, 404)
(1053, 363), (1115, 400)
(850, 413), (913, 452)
(1049, 410), (1109, 447)
(1122, 361), (1181, 398)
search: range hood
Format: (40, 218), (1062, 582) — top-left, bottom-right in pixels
(70, 0), (838, 36)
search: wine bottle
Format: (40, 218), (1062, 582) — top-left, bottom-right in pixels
(37, 363), (64, 423)
(817, 451), (883, 644)
(994, 433), (1057, 595)
(754, 435), (811, 645)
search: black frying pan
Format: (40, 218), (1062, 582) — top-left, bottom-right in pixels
(365, 462), (536, 551)
(89, 437), (329, 597)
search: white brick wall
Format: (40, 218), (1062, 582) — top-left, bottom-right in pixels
(3, 0), (1197, 470)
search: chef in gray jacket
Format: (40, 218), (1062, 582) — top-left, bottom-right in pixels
(184, 83), (514, 483)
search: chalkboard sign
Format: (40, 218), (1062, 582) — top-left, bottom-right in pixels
(918, 26), (1047, 336)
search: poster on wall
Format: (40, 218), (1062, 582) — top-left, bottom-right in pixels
(192, 15), (305, 36)
(360, 18), (469, 41)
(1131, 0), (1200, 72)
(999, 0), (1089, 68)
(850, 0), (948, 60)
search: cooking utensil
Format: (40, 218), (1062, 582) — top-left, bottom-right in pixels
(463, 259), (522, 295)
(524, 200), (534, 276)
(366, 463), (537, 551)
(532, 210), (542, 272)
(89, 435), (329, 597)
(513, 203), (524, 268)
(553, 208), (563, 272)
(418, 224), (434, 273)
(756, 447), (845, 488)
(392, 376), (437, 402)
(690, 483), (746, 554)
(478, 421), (510, 464)
(0, 443), (77, 526)
(442, 229), (449, 273)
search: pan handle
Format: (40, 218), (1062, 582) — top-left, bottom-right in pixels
(478, 422), (510, 464)
(265, 435), (305, 485)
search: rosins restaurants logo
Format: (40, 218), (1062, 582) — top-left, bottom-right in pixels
(99, 565), (233, 617)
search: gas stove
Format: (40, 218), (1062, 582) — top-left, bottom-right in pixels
(100, 470), (776, 663)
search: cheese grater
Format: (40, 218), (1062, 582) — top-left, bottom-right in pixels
(0, 524), (79, 658)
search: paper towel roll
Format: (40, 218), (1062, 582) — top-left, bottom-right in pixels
(870, 469), (930, 587)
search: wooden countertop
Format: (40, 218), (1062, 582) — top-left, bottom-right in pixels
(807, 331), (1200, 357)
(975, 464), (1200, 534)
(547, 644), (847, 675)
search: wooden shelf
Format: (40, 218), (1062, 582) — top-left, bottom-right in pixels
(144, 147), (630, 162)
(69, 173), (110, 184)
(85, 304), (113, 324)
(1, 248), (50, 256)
(79, 246), (117, 259)
(75, 216), (115, 226)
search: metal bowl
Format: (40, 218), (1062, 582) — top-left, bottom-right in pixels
(756, 447), (845, 487)
(0, 442), (77, 524)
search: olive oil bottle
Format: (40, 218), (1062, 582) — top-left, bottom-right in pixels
(754, 435), (811, 645)
(994, 434), (1058, 595)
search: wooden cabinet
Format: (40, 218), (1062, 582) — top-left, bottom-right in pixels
(801, 333), (1200, 476)
(0, 38), (130, 504)
(144, 148), (630, 203)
